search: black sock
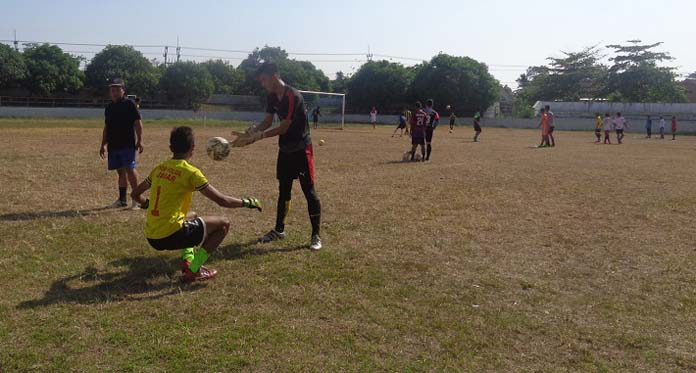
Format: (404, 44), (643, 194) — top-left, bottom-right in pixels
(275, 179), (293, 233)
(119, 187), (127, 202)
(301, 180), (321, 237)
(426, 144), (432, 160)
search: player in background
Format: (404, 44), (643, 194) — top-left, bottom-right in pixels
(423, 99), (439, 161)
(311, 106), (321, 129)
(370, 107), (378, 129)
(99, 78), (144, 209)
(392, 112), (408, 137)
(537, 108), (550, 148)
(403, 108), (412, 135)
(671, 116), (678, 140)
(594, 113), (603, 143)
(602, 113), (613, 144)
(230, 62), (323, 251)
(449, 111), (456, 133)
(473, 108), (482, 142)
(614, 112), (627, 144)
(409, 101), (428, 161)
(659, 116), (666, 139)
(645, 115), (652, 139)
(134, 97), (141, 109)
(131, 126), (262, 282)
(545, 105), (556, 147)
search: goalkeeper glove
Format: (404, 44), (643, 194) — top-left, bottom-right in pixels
(140, 198), (150, 209)
(242, 197), (262, 212)
(231, 130), (264, 147)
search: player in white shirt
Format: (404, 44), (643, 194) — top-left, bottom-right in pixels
(602, 113), (613, 144)
(370, 107), (378, 129)
(659, 116), (666, 139)
(614, 112), (627, 144)
(545, 105), (556, 147)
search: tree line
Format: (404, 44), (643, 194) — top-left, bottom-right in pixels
(514, 40), (691, 117)
(0, 43), (500, 114)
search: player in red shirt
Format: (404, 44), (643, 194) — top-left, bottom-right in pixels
(409, 101), (428, 161)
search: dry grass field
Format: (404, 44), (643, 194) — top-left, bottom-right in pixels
(2, 118), (696, 371)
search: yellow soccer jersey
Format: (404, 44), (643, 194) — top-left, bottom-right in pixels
(596, 116), (603, 130)
(144, 159), (209, 239)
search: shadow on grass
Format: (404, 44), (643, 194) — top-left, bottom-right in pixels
(0, 206), (121, 222)
(17, 243), (307, 309)
(17, 256), (205, 309)
(211, 240), (308, 262)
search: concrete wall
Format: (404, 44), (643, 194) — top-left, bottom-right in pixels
(2, 106), (695, 133)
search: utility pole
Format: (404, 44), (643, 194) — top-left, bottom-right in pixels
(176, 36), (181, 63)
(163, 46), (169, 66)
(366, 45), (373, 61)
(13, 29), (18, 51)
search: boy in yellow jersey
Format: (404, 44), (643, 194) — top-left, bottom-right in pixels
(595, 113), (603, 143)
(131, 126), (262, 282)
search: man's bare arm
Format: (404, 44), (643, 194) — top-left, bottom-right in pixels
(200, 185), (262, 211)
(255, 113), (275, 132)
(134, 119), (144, 153)
(99, 123), (108, 159)
(131, 180), (151, 205)
(260, 118), (291, 139)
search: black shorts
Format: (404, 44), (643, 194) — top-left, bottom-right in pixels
(449, 120), (455, 126)
(595, 128), (601, 134)
(549, 126), (555, 134)
(425, 127), (435, 142)
(147, 217), (206, 251)
(412, 137), (425, 146)
(616, 129), (624, 135)
(397, 123), (406, 129)
(474, 124), (482, 132)
(277, 145), (315, 184)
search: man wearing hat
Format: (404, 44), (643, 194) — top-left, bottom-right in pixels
(99, 78), (144, 208)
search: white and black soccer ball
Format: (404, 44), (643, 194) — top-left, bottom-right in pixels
(414, 152), (423, 161)
(206, 137), (230, 161)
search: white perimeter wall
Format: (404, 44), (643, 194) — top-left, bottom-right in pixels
(2, 106), (695, 133)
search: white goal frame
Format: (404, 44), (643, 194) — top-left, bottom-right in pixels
(299, 90), (346, 130)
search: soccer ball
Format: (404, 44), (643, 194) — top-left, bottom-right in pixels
(319, 139), (326, 146)
(446, 105), (451, 110)
(402, 151), (412, 162)
(414, 152), (423, 161)
(206, 137), (230, 161)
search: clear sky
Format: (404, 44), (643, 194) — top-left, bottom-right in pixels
(1, 0), (695, 87)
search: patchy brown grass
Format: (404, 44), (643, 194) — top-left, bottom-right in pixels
(1, 118), (696, 371)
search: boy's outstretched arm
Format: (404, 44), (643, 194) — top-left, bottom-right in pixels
(200, 185), (262, 211)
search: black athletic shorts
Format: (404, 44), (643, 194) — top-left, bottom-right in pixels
(425, 127), (435, 142)
(412, 137), (425, 146)
(277, 144), (315, 184)
(397, 123), (406, 129)
(616, 129), (624, 135)
(474, 124), (482, 132)
(147, 217), (206, 251)
(549, 126), (555, 134)
(595, 128), (601, 134)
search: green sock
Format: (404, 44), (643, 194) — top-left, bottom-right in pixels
(181, 247), (195, 263)
(189, 248), (209, 273)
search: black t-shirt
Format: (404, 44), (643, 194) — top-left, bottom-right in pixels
(266, 86), (311, 153)
(105, 97), (141, 150)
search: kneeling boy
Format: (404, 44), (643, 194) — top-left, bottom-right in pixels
(132, 126), (262, 282)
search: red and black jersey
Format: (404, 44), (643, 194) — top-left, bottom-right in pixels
(410, 109), (428, 138)
(266, 85), (311, 153)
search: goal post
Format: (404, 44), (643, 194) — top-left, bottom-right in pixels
(299, 90), (346, 130)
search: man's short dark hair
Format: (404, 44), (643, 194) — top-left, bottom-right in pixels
(256, 62), (279, 78)
(415, 101), (422, 109)
(134, 97), (141, 103)
(545, 105), (550, 110)
(426, 99), (434, 107)
(170, 126), (194, 154)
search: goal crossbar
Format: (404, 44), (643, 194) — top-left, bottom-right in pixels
(299, 90), (346, 130)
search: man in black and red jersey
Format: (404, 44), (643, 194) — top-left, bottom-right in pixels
(409, 101), (428, 162)
(231, 62), (322, 251)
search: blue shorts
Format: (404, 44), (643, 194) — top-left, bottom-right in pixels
(108, 147), (137, 170)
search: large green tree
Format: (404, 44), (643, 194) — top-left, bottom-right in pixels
(237, 46), (330, 95)
(331, 71), (349, 94)
(201, 59), (244, 94)
(22, 44), (84, 96)
(0, 44), (27, 89)
(85, 45), (159, 97)
(605, 40), (686, 102)
(346, 60), (414, 113)
(411, 54), (500, 114)
(159, 61), (214, 108)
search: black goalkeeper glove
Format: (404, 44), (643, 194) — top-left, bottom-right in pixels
(140, 198), (150, 210)
(242, 197), (262, 212)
